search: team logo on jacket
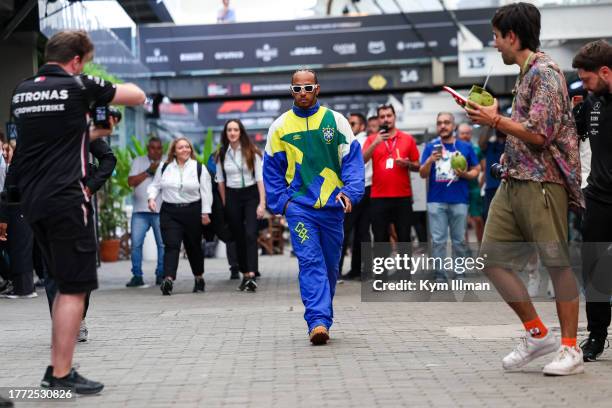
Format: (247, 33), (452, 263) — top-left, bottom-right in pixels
(322, 127), (335, 144)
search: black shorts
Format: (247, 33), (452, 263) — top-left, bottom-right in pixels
(30, 204), (98, 294)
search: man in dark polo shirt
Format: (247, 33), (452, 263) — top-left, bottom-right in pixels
(1, 30), (145, 394)
(572, 39), (612, 362)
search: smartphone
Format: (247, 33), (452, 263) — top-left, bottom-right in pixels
(338, 195), (346, 209)
(572, 95), (584, 108)
(433, 144), (442, 155)
(5, 122), (17, 141)
(379, 124), (389, 133)
(442, 86), (468, 107)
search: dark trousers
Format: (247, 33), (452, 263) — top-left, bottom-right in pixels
(226, 241), (239, 273)
(33, 238), (46, 280)
(161, 202), (204, 279)
(225, 185), (259, 274)
(412, 211), (428, 243)
(7, 206), (34, 295)
(582, 195), (612, 339)
(0, 242), (9, 282)
(370, 197), (413, 243)
(339, 186), (371, 276)
(483, 187), (498, 222)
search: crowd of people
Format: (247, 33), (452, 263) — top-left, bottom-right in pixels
(1, 1), (612, 398)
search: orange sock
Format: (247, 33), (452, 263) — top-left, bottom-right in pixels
(561, 337), (577, 348)
(523, 316), (548, 338)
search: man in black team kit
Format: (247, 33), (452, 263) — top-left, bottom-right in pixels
(0, 30), (145, 394)
(572, 40), (612, 362)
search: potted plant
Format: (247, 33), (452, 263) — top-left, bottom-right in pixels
(80, 63), (130, 261)
(98, 146), (132, 261)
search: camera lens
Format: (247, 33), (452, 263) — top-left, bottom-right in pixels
(490, 163), (505, 180)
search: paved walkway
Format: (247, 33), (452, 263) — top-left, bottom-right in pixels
(1, 253), (611, 407)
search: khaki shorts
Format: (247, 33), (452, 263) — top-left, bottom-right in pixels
(480, 179), (569, 270)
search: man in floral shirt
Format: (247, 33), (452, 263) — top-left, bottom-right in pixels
(467, 2), (584, 376)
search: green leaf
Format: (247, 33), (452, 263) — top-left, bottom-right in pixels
(203, 127), (214, 163)
(130, 135), (147, 157)
(98, 145), (133, 240)
(83, 62), (123, 84)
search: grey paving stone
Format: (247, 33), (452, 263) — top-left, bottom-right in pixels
(0, 253), (610, 407)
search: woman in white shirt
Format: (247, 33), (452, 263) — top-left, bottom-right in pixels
(147, 137), (213, 296)
(216, 119), (265, 292)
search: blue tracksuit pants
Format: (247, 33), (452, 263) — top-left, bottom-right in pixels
(285, 202), (344, 332)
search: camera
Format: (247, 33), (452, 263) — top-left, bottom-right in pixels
(490, 163), (506, 180)
(91, 105), (122, 129)
(379, 123), (389, 133)
(572, 98), (588, 141)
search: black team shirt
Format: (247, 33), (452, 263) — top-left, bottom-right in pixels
(579, 93), (612, 204)
(7, 64), (116, 222)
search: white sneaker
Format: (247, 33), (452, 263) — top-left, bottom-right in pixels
(77, 320), (88, 343)
(526, 261), (541, 297)
(502, 331), (558, 370)
(547, 279), (555, 299)
(527, 273), (540, 297)
(543, 345), (584, 376)
(0, 290), (38, 299)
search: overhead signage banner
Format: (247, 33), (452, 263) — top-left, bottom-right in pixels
(196, 94), (399, 130)
(157, 66), (431, 100)
(139, 8), (495, 75)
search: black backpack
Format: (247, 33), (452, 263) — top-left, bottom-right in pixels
(161, 161), (202, 180)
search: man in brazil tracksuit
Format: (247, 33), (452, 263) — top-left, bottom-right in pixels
(263, 69), (364, 345)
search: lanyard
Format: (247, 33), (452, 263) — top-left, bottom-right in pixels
(227, 149), (245, 188)
(520, 52), (535, 77)
(384, 137), (398, 157)
(178, 163), (186, 198)
(439, 138), (456, 156)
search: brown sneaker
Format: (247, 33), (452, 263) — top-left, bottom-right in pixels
(309, 325), (329, 345)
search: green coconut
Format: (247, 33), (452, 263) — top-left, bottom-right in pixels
(450, 152), (467, 171)
(468, 85), (494, 107)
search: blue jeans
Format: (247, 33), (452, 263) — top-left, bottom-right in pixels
(427, 202), (469, 280)
(131, 212), (164, 278)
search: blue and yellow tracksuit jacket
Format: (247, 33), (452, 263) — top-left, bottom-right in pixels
(263, 103), (364, 332)
(263, 103), (365, 213)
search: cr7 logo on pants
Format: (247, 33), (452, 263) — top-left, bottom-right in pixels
(294, 222), (309, 244)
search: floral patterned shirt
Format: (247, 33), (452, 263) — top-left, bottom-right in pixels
(506, 52), (584, 210)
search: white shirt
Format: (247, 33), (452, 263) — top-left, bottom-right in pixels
(147, 158), (213, 214)
(411, 144), (428, 212)
(580, 140), (591, 190)
(215, 145), (263, 189)
(129, 155), (163, 213)
(356, 131), (372, 187)
(0, 155), (6, 191)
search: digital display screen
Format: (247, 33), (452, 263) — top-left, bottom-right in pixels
(95, 106), (107, 122)
(6, 122), (18, 141)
